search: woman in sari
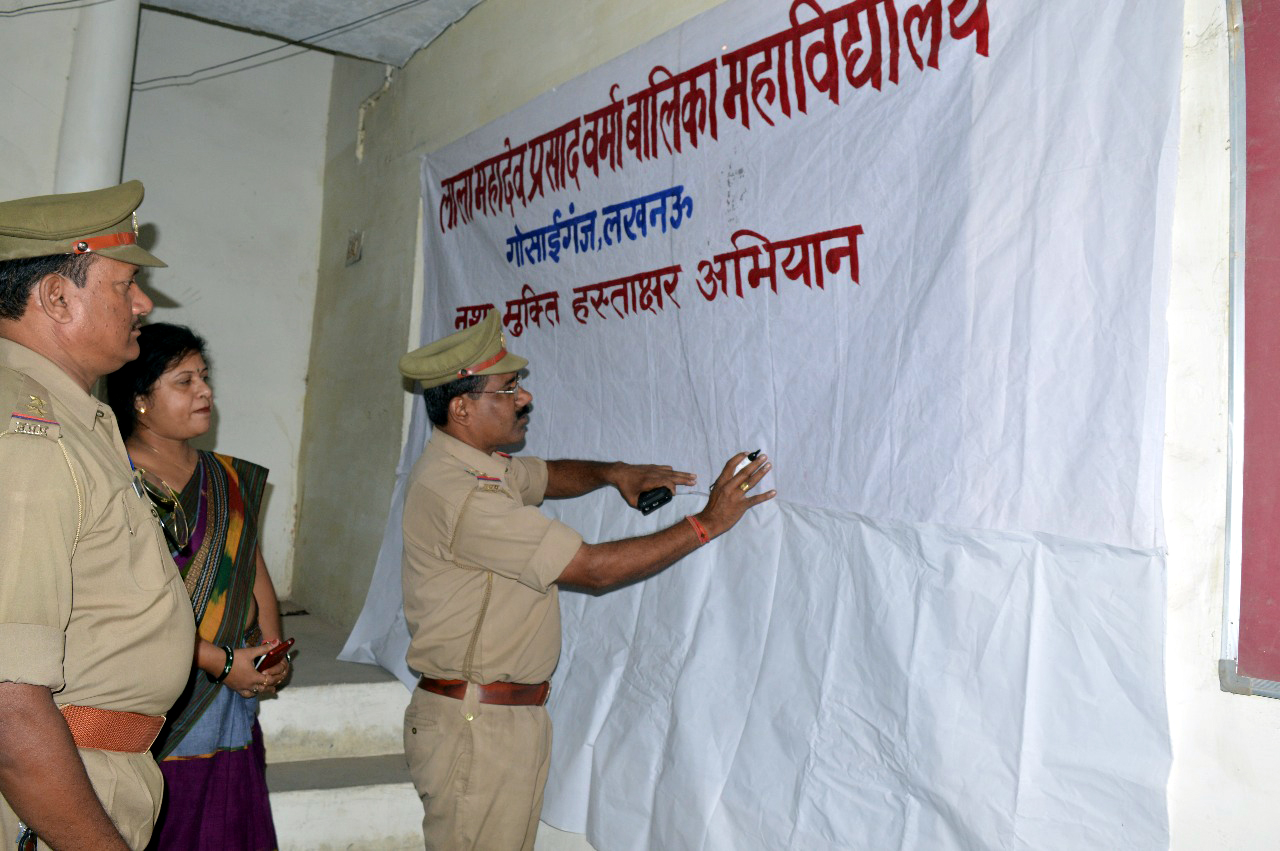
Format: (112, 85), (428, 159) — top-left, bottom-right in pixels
(107, 323), (287, 851)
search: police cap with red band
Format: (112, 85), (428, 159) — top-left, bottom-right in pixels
(399, 309), (527, 388)
(0, 180), (165, 267)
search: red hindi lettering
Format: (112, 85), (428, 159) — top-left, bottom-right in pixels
(904, 0), (943, 71)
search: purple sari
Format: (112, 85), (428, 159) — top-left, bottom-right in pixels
(146, 452), (278, 851)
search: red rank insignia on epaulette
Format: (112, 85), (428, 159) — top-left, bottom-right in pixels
(11, 413), (57, 425)
(10, 413), (59, 436)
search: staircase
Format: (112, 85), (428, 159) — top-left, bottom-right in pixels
(259, 610), (420, 850)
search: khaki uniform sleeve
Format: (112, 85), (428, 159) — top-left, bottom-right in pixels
(0, 435), (75, 689)
(453, 484), (582, 594)
(506, 456), (548, 505)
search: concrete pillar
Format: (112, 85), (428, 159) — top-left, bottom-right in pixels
(54, 0), (142, 192)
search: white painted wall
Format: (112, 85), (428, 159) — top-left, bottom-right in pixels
(1164, 3), (1277, 849)
(1, 8), (329, 597)
(0, 6), (74, 199)
(122, 10), (332, 596)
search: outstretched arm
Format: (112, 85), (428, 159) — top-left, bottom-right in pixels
(545, 460), (697, 506)
(557, 452), (774, 590)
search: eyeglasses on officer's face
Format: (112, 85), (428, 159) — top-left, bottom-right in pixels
(468, 379), (522, 398)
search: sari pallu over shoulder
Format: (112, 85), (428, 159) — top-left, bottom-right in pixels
(152, 451), (268, 760)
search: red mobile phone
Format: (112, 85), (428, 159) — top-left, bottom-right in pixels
(254, 637), (295, 671)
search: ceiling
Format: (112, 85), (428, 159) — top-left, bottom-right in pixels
(143, 0), (485, 67)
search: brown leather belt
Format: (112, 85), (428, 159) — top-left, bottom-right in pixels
(417, 677), (550, 707)
(59, 704), (166, 753)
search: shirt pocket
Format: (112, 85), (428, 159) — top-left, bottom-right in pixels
(119, 487), (177, 591)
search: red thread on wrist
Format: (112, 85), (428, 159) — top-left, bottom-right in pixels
(686, 515), (710, 545)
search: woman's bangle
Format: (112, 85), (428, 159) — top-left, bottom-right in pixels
(685, 514), (710, 546)
(208, 645), (234, 684)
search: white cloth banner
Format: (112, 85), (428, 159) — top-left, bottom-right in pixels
(342, 0), (1178, 847)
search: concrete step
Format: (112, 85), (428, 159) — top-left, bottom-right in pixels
(259, 609), (410, 763)
(267, 752), (586, 851)
(266, 754), (421, 851)
(259, 611), (420, 849)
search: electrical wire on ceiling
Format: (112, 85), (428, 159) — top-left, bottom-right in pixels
(134, 0), (433, 90)
(4, 0), (427, 89)
(132, 0), (431, 90)
(1, 0), (110, 17)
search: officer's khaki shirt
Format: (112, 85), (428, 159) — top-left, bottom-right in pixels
(403, 429), (584, 684)
(0, 338), (195, 849)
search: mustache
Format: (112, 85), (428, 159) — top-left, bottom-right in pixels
(517, 404), (532, 419)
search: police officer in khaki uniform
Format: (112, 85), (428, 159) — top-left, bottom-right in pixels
(0, 182), (197, 849)
(399, 310), (776, 850)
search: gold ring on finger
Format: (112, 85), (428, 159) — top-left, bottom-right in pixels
(739, 482), (750, 492)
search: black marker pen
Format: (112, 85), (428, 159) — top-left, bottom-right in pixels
(716, 450), (765, 489)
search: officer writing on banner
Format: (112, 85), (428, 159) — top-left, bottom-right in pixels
(399, 309), (775, 850)
(0, 182), (195, 849)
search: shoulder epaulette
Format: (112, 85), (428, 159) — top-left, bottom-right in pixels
(0, 367), (81, 555)
(462, 467), (507, 495)
(2, 369), (62, 441)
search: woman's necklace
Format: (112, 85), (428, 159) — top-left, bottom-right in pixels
(129, 439), (196, 492)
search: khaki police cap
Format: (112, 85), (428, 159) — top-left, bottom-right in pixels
(0, 180), (165, 267)
(399, 310), (528, 388)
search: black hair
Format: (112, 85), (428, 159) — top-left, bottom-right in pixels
(0, 253), (96, 320)
(422, 374), (486, 427)
(106, 322), (209, 439)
